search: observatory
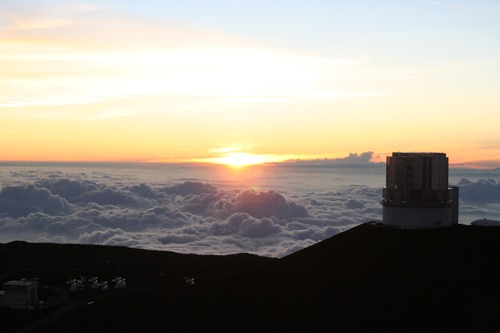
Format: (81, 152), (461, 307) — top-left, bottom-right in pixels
(1, 280), (38, 310)
(381, 152), (459, 228)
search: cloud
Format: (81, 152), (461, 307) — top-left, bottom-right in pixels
(178, 192), (226, 216)
(35, 178), (149, 206)
(344, 199), (365, 210)
(162, 181), (218, 196)
(0, 175), (378, 256)
(332, 152), (375, 164)
(0, 184), (71, 218)
(232, 190), (308, 219)
(127, 184), (165, 199)
(279, 152), (378, 166)
(0, 2), (383, 116)
(173, 189), (309, 221)
(2, 174), (497, 257)
(446, 178), (500, 223)
(78, 228), (130, 245)
(452, 160), (500, 169)
(456, 178), (500, 203)
(75, 187), (143, 206)
(36, 178), (100, 202)
(0, 167), (500, 257)
(209, 213), (282, 238)
(4, 18), (76, 31)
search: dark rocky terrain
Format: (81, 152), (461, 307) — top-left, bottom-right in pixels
(2, 222), (500, 332)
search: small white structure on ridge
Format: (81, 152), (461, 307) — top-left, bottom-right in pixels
(2, 280), (39, 310)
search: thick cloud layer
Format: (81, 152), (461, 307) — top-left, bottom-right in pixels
(0, 185), (71, 218)
(456, 178), (500, 203)
(0, 173), (384, 257)
(452, 178), (500, 222)
(0, 172), (498, 257)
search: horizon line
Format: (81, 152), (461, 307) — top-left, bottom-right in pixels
(0, 160), (498, 170)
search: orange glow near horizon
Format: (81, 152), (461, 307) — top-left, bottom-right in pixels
(0, 3), (499, 169)
(198, 152), (271, 169)
(191, 148), (311, 169)
(2, 144), (499, 170)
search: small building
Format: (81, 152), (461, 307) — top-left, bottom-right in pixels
(381, 152), (459, 228)
(3, 280), (38, 310)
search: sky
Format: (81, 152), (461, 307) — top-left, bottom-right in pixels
(1, 0), (499, 167)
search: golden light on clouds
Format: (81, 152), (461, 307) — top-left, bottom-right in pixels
(0, 1), (384, 115)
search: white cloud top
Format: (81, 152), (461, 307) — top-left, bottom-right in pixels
(1, 166), (497, 257)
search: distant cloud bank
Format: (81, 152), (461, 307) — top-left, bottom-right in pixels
(0, 172), (382, 257)
(0, 171), (498, 257)
(457, 178), (500, 203)
(280, 151), (379, 166)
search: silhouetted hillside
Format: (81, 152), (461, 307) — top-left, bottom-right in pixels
(277, 223), (500, 331)
(2, 223), (500, 332)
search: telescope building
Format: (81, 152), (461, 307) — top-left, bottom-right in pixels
(381, 152), (459, 228)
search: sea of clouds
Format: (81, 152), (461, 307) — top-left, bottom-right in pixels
(0, 164), (499, 257)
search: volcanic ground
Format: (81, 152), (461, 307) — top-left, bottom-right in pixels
(2, 222), (500, 332)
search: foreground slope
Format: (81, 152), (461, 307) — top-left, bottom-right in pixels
(2, 223), (500, 332)
(278, 223), (500, 331)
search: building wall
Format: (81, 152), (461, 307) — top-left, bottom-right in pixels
(382, 152), (457, 228)
(4, 281), (38, 310)
(386, 152), (448, 192)
(383, 205), (453, 228)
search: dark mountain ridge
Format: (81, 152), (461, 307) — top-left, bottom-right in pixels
(2, 223), (500, 332)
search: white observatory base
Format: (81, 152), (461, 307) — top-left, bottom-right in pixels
(383, 205), (453, 228)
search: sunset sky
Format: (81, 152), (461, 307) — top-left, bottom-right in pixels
(1, 0), (499, 167)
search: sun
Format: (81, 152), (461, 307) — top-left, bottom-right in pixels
(211, 152), (268, 169)
(191, 147), (306, 169)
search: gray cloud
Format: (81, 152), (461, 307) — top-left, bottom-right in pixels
(127, 183), (165, 199)
(162, 181), (218, 196)
(209, 213), (282, 238)
(36, 179), (100, 202)
(332, 151), (375, 164)
(0, 175), (497, 257)
(0, 185), (71, 218)
(456, 178), (500, 203)
(0, 177), (359, 256)
(280, 151), (377, 166)
(344, 199), (365, 210)
(232, 190), (308, 219)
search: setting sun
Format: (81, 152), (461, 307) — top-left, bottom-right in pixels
(192, 147), (311, 168)
(210, 152), (268, 168)
(196, 151), (273, 168)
